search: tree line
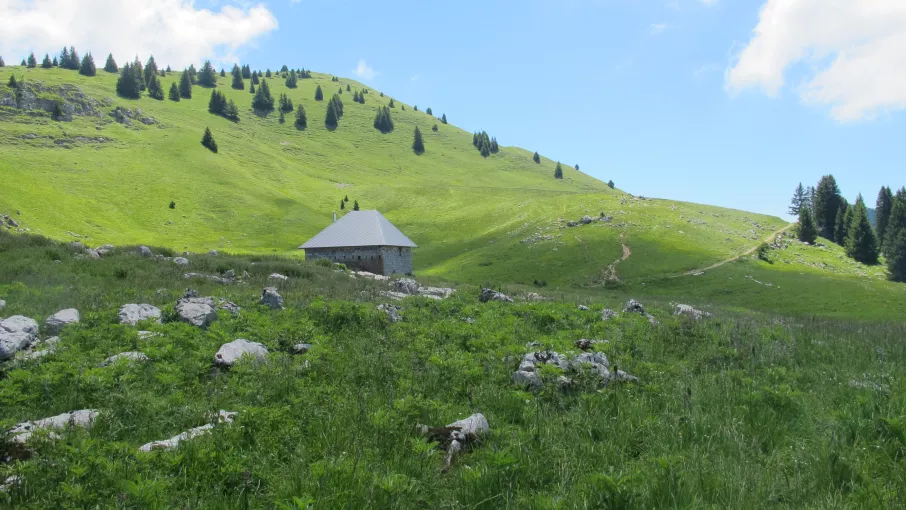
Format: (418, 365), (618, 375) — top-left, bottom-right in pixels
(790, 176), (906, 282)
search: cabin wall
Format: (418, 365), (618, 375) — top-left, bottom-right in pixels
(304, 246), (412, 276)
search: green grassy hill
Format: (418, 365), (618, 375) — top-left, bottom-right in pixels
(1, 64), (903, 319)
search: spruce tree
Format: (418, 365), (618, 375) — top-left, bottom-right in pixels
(103, 54), (117, 73)
(144, 55), (158, 81)
(146, 72), (164, 100)
(208, 90), (225, 114)
(315, 85), (323, 101)
(325, 101), (339, 128)
(133, 56), (145, 90)
(242, 65), (251, 79)
(329, 94), (344, 118)
(353, 200), (360, 211)
(79, 53), (96, 77)
(388, 98), (395, 108)
(179, 70), (192, 98)
(41, 54), (52, 68)
(346, 83), (351, 92)
(533, 152), (540, 164)
(19, 59), (24, 67)
(279, 92), (293, 112)
(59, 47), (69, 68)
(285, 71), (297, 88)
(798, 207), (817, 244)
(607, 180), (615, 189)
(249, 82), (255, 93)
(231, 64), (244, 90)
(201, 127), (217, 153)
(265, 69), (272, 78)
(27, 52), (37, 68)
(0, 56), (6, 67)
(340, 200), (345, 210)
(401, 105), (405, 111)
(441, 113), (447, 124)
(888, 229), (906, 282)
(197, 60), (217, 87)
(220, 68), (225, 77)
(115, 63), (142, 99)
(52, 56), (57, 66)
(814, 175), (842, 241)
(373, 106), (394, 133)
(788, 183), (807, 215)
(554, 162), (564, 179)
(414, 105), (418, 111)
(875, 186), (894, 249)
(295, 105), (307, 129)
(252, 79), (274, 111)
(432, 124), (438, 132)
(7, 75), (16, 88)
(490, 137), (499, 153)
(408, 126), (424, 154)
(426, 107), (432, 115)
(845, 196), (879, 264)
(67, 47), (80, 70)
(168, 82), (180, 101)
(575, 164), (580, 171)
(51, 100), (64, 120)
(834, 202), (849, 246)
(884, 189), (906, 259)
(280, 65), (288, 73)
(187, 64), (197, 83)
(251, 71), (259, 84)
(224, 99), (239, 121)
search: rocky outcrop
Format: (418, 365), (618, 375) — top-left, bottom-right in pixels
(214, 339), (268, 368)
(44, 308), (80, 335)
(260, 287), (284, 309)
(268, 273), (289, 282)
(601, 309), (619, 321)
(7, 409), (99, 444)
(377, 303), (403, 323)
(138, 245), (153, 257)
(0, 315), (40, 361)
(139, 411), (237, 452)
(674, 304), (712, 320)
(173, 257), (190, 266)
(623, 299), (659, 325)
(388, 278), (455, 300)
(118, 304), (162, 326)
(513, 350), (637, 389)
(479, 288), (513, 303)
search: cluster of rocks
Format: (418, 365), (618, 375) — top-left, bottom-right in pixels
(260, 287), (283, 309)
(0, 81), (106, 121)
(1, 307), (80, 361)
(6, 409), (99, 445)
(349, 271), (389, 281)
(1, 213), (19, 228)
(479, 288), (513, 303)
(512, 349), (637, 389)
(622, 299), (659, 325)
(377, 303), (403, 323)
(109, 106), (157, 126)
(674, 304), (712, 320)
(417, 413), (489, 469)
(520, 232), (556, 244)
(382, 278), (455, 301)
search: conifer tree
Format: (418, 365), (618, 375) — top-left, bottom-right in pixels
(187, 64), (197, 83)
(7, 75), (17, 88)
(220, 68), (226, 77)
(68, 46), (80, 69)
(490, 137), (499, 153)
(888, 229), (906, 282)
(353, 200), (360, 211)
(285, 71), (297, 88)
(884, 189), (906, 259)
(79, 53), (96, 76)
(845, 196), (879, 264)
(340, 200), (345, 210)
(426, 107), (432, 115)
(51, 100), (64, 120)
(26, 52), (37, 68)
(414, 105), (418, 111)
(101, 53), (117, 73)
(168, 82), (180, 101)
(249, 82), (255, 93)
(133, 56), (145, 90)
(59, 47), (69, 68)
(875, 186), (894, 249)
(788, 183), (807, 215)
(315, 85), (323, 101)
(252, 79), (274, 111)
(41, 54), (52, 68)
(52, 56), (57, 66)
(265, 69), (272, 78)
(401, 105), (405, 111)
(208, 90), (225, 114)
(279, 110), (285, 123)
(575, 164), (579, 171)
(251, 70), (259, 84)
(179, 69), (192, 98)
(346, 83), (351, 92)
(295, 105), (307, 129)
(412, 126), (425, 154)
(166, 65), (171, 73)
(242, 65), (251, 79)
(325, 101), (339, 128)
(533, 152), (540, 163)
(224, 99), (239, 121)
(373, 106), (394, 133)
(607, 180), (615, 189)
(0, 56), (6, 67)
(834, 202), (850, 246)
(197, 60), (217, 87)
(115, 62), (142, 99)
(798, 207), (817, 244)
(20, 59), (26, 67)
(201, 127), (217, 153)
(329, 94), (344, 118)
(432, 124), (438, 132)
(554, 162), (564, 179)
(144, 55), (158, 81)
(814, 175), (842, 241)
(280, 65), (288, 73)
(279, 92), (293, 112)
(231, 64), (244, 90)
(441, 113), (447, 124)
(388, 98), (395, 108)
(146, 72), (164, 100)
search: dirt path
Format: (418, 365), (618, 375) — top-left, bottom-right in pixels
(599, 233), (631, 283)
(677, 223), (795, 277)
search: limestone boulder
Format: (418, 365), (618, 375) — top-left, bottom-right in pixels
(7, 409), (99, 444)
(175, 297), (218, 328)
(260, 287), (284, 309)
(118, 304), (162, 326)
(214, 339), (268, 368)
(101, 351), (150, 366)
(45, 308), (80, 335)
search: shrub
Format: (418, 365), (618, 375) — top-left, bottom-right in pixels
(169, 201), (176, 209)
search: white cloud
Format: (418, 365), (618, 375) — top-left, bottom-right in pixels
(0, 0), (278, 69)
(648, 23), (668, 36)
(353, 59), (377, 81)
(726, 0), (906, 122)
(699, 0), (719, 5)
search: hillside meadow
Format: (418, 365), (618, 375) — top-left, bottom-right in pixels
(1, 232), (905, 508)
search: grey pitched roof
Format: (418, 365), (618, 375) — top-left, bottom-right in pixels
(300, 210), (417, 249)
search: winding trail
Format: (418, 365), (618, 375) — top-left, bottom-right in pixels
(676, 223), (795, 277)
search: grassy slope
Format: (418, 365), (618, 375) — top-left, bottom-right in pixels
(0, 65), (904, 319)
(1, 234), (905, 508)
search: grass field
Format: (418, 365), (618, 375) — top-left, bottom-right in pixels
(2, 232), (905, 508)
(1, 64), (904, 320)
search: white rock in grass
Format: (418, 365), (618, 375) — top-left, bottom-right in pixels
(175, 298), (218, 328)
(0, 299), (7, 311)
(268, 273), (289, 281)
(137, 330), (161, 340)
(101, 351), (150, 366)
(7, 409), (99, 444)
(173, 257), (190, 266)
(512, 370), (542, 388)
(260, 287), (284, 310)
(138, 245), (153, 257)
(443, 413), (489, 468)
(0, 315), (39, 361)
(45, 308), (80, 335)
(118, 304), (162, 326)
(1, 315), (38, 336)
(214, 339), (268, 368)
(674, 304), (712, 320)
(0, 475), (21, 492)
(139, 411), (237, 452)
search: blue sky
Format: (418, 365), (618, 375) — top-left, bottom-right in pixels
(3, 0), (905, 218)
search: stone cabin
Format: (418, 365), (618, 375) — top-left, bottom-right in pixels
(299, 210), (417, 276)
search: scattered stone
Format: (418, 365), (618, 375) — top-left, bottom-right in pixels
(577, 305), (590, 311)
(623, 299), (659, 325)
(85, 248), (101, 259)
(513, 350), (636, 389)
(0, 299), (5, 311)
(391, 278), (421, 295)
(378, 303), (403, 323)
(175, 297), (218, 328)
(512, 369), (542, 388)
(292, 343), (313, 355)
(579, 215), (593, 225)
(214, 339), (268, 368)
(173, 257), (190, 266)
(7, 410), (99, 444)
(418, 413), (489, 469)
(380, 291), (410, 301)
(183, 272), (234, 284)
(0, 315), (40, 361)
(223, 269), (236, 279)
(138, 245), (152, 257)
(420, 286), (455, 299)
(355, 271), (389, 281)
(674, 304), (712, 320)
(479, 288), (513, 303)
(118, 304), (162, 326)
(44, 308), (80, 335)
(219, 301), (241, 315)
(523, 292), (545, 301)
(848, 380), (889, 393)
(601, 309), (619, 321)
(139, 411), (237, 452)
(268, 273), (289, 281)
(137, 331), (161, 340)
(208, 249), (219, 256)
(101, 351), (149, 366)
(575, 338), (607, 351)
(15, 336), (60, 362)
(0, 475), (21, 492)
(260, 287), (284, 309)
